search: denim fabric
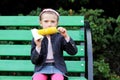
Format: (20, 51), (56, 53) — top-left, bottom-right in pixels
(39, 65), (63, 74)
(32, 64), (67, 78)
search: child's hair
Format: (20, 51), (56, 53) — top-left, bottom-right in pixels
(39, 8), (60, 21)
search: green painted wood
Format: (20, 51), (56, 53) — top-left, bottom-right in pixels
(64, 45), (85, 57)
(0, 76), (87, 80)
(59, 16), (84, 26)
(0, 60), (85, 72)
(69, 77), (87, 80)
(0, 30), (32, 41)
(0, 16), (84, 26)
(0, 30), (84, 41)
(0, 45), (85, 57)
(0, 76), (32, 80)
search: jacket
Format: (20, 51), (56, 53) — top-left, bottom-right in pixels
(31, 33), (77, 74)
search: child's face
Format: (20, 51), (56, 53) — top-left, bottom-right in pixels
(40, 13), (58, 29)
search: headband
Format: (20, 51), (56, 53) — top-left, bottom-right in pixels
(40, 8), (60, 17)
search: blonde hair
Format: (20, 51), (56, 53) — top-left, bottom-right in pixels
(39, 8), (59, 21)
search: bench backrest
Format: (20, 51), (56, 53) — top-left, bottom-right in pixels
(0, 16), (93, 80)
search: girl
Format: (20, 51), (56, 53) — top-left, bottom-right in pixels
(31, 8), (77, 80)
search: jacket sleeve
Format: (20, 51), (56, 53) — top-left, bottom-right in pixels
(31, 38), (43, 65)
(63, 37), (78, 55)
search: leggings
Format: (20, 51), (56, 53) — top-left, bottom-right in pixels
(33, 73), (64, 80)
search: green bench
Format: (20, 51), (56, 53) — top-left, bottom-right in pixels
(0, 16), (93, 80)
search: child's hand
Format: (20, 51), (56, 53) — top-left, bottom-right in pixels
(34, 39), (42, 48)
(58, 27), (69, 39)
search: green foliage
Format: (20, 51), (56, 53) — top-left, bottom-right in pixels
(68, 0), (89, 4)
(110, 73), (120, 80)
(78, 7), (120, 80)
(57, 8), (70, 15)
(68, 0), (75, 3)
(94, 59), (120, 80)
(115, 15), (120, 42)
(94, 58), (110, 78)
(28, 8), (41, 16)
(18, 8), (41, 16)
(57, 8), (80, 16)
(116, 15), (120, 25)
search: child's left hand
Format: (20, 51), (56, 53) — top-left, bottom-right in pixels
(57, 27), (69, 39)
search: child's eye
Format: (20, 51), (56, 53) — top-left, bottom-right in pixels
(44, 20), (48, 23)
(51, 21), (55, 23)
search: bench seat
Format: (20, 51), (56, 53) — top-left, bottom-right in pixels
(0, 76), (87, 80)
(0, 60), (85, 72)
(0, 16), (93, 80)
(0, 45), (85, 57)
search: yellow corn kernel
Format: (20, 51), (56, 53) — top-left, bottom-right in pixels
(38, 27), (58, 35)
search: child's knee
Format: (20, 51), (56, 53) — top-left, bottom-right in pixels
(51, 73), (64, 80)
(33, 73), (47, 80)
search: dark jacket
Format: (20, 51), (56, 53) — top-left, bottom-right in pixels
(31, 33), (77, 74)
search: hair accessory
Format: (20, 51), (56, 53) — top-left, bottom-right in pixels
(40, 8), (59, 17)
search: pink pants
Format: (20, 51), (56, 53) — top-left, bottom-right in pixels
(33, 73), (64, 80)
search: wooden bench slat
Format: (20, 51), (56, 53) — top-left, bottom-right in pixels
(0, 76), (87, 80)
(0, 45), (85, 57)
(0, 16), (84, 26)
(0, 60), (85, 72)
(0, 30), (84, 41)
(69, 77), (87, 80)
(0, 30), (32, 41)
(0, 76), (32, 80)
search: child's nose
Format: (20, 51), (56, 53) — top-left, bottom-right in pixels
(47, 22), (52, 27)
